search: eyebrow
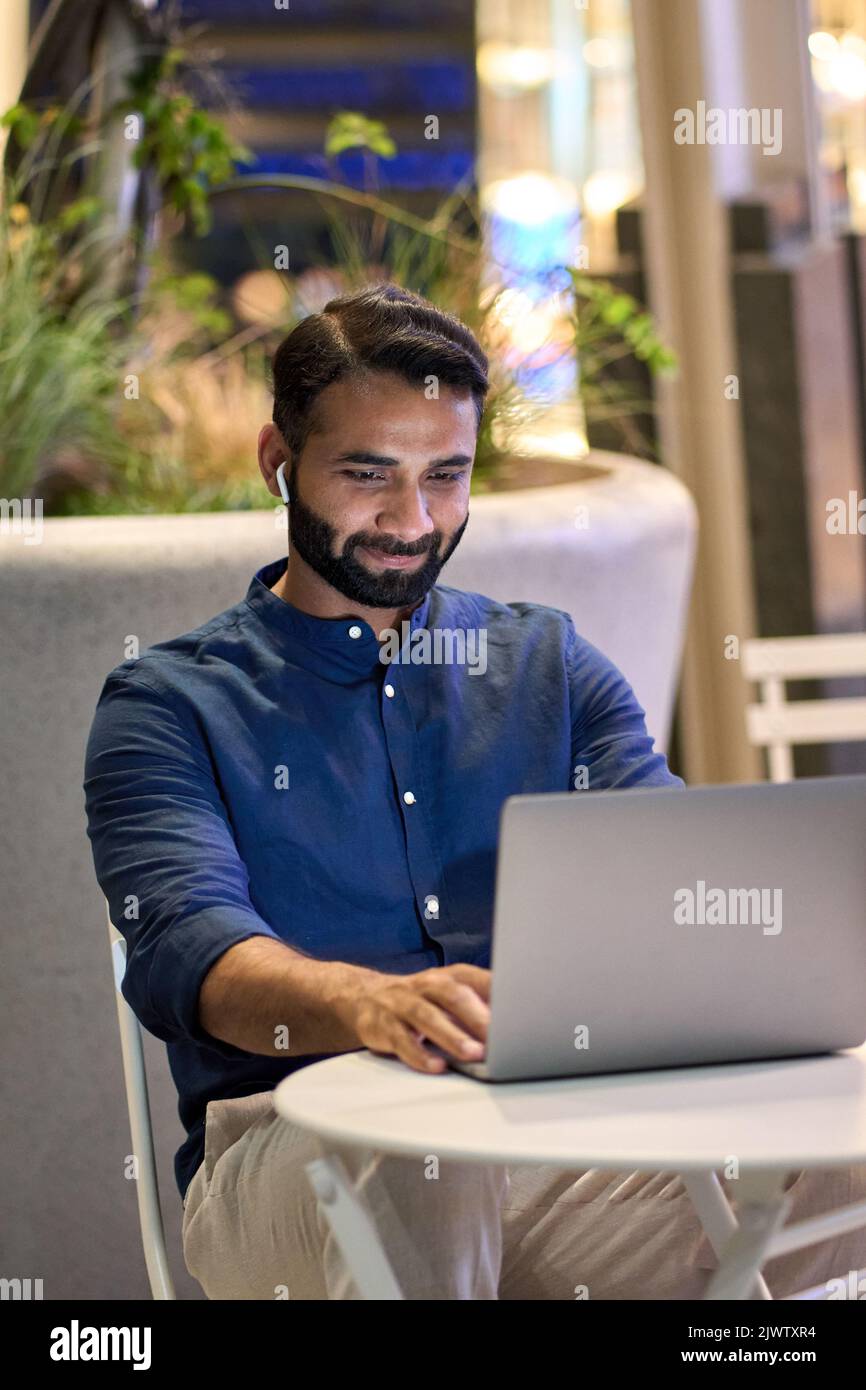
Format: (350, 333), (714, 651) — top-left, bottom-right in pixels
(334, 451), (473, 469)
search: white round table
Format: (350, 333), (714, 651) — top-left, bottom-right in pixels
(274, 1045), (866, 1300)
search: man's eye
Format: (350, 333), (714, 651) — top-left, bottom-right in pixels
(342, 469), (466, 483)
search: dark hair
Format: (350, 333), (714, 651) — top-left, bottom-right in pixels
(270, 283), (489, 459)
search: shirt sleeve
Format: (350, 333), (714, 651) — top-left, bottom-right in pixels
(564, 618), (686, 791)
(83, 670), (283, 1055)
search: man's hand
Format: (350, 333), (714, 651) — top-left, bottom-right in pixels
(338, 964), (491, 1073)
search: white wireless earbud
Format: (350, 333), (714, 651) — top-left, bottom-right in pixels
(275, 459), (291, 505)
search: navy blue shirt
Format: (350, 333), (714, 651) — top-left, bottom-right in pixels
(83, 556), (682, 1200)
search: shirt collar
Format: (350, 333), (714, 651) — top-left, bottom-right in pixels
(243, 555), (434, 678)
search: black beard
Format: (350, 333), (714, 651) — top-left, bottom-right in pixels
(286, 476), (469, 609)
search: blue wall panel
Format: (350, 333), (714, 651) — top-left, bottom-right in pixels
(208, 63), (473, 114)
(178, 0), (472, 28)
(246, 148), (474, 191)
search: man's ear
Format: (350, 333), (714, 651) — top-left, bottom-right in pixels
(258, 423), (290, 499)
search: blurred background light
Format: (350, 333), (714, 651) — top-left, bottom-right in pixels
(505, 424), (589, 459)
(810, 27), (866, 100)
(808, 29), (839, 61)
(582, 36), (629, 69)
(582, 168), (639, 217)
(482, 170), (579, 226)
(476, 41), (558, 93)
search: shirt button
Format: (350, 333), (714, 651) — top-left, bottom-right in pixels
(403, 791), (416, 805)
(384, 683), (395, 698)
(348, 625), (362, 639)
(427, 895), (439, 915)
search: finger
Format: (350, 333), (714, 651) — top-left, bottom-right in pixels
(363, 1011), (449, 1073)
(391, 1022), (448, 1073)
(447, 964), (492, 1002)
(418, 978), (490, 1042)
(401, 996), (486, 1059)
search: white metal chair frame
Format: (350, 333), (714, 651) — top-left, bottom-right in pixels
(107, 903), (176, 1299)
(735, 629), (866, 1297)
(743, 632), (866, 782)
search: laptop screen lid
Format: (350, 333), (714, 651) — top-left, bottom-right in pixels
(481, 776), (866, 1081)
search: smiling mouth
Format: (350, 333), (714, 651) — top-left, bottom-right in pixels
(358, 545), (428, 569)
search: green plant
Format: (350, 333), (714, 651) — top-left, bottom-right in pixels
(124, 47), (253, 236)
(0, 192), (134, 500)
(0, 36), (253, 508)
(569, 271), (678, 458)
(324, 111), (397, 161)
(571, 272), (676, 375)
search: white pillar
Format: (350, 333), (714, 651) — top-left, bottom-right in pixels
(0, 0), (30, 175)
(631, 0), (762, 785)
(699, 0), (828, 236)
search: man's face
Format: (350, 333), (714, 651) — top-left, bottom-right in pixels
(285, 369), (477, 609)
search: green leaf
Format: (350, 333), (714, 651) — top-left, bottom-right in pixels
(0, 102), (26, 129)
(600, 293), (637, 327)
(1, 102), (40, 149)
(648, 346), (678, 374)
(57, 197), (103, 232)
(325, 111), (397, 159)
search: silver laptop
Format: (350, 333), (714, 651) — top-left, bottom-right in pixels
(450, 776), (866, 1081)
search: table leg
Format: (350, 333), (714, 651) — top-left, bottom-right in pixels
(305, 1155), (405, 1300)
(683, 1171), (773, 1299)
(306, 1154), (863, 1302)
(702, 1170), (793, 1301)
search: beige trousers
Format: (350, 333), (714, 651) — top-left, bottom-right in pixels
(182, 1090), (866, 1300)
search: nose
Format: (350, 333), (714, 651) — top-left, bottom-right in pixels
(374, 480), (436, 549)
